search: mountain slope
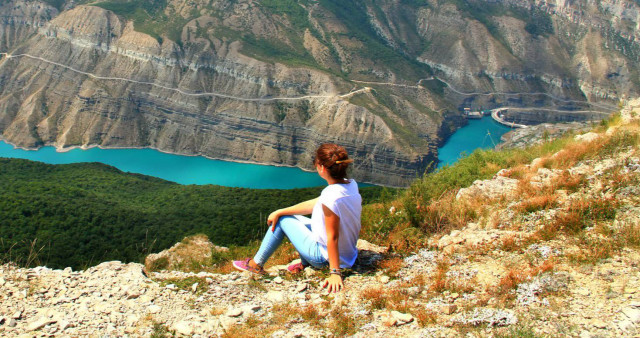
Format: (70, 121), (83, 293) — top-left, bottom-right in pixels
(1, 95), (639, 338)
(0, 0), (636, 185)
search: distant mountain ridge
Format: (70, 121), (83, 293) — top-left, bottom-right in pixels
(0, 0), (636, 185)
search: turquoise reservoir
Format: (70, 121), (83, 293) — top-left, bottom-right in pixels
(437, 116), (512, 167)
(0, 116), (510, 187)
(0, 141), (326, 189)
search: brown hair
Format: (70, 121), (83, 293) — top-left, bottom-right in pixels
(314, 143), (354, 180)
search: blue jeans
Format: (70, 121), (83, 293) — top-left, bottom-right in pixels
(253, 216), (328, 268)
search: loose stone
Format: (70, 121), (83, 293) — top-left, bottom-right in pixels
(226, 309), (243, 317)
(622, 307), (640, 323)
(391, 311), (414, 325)
(27, 318), (56, 332)
(296, 284), (308, 293)
(148, 305), (162, 314)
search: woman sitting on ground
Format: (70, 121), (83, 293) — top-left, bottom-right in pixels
(233, 143), (362, 292)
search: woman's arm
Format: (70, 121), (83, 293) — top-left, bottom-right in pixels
(267, 197), (319, 231)
(322, 204), (343, 293)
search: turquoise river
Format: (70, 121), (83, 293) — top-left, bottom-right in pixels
(0, 117), (512, 188)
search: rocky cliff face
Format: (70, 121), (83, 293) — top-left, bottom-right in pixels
(0, 0), (636, 185)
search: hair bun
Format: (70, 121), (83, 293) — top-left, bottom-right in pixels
(315, 143), (352, 180)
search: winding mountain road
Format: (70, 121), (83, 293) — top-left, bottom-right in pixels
(0, 52), (369, 102)
(355, 77), (617, 112)
(0, 52), (617, 115)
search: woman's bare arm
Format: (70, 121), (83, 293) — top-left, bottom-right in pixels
(267, 198), (319, 230)
(322, 204), (343, 292)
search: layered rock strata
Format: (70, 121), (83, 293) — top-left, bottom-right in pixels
(0, 0), (638, 185)
(0, 3), (438, 186)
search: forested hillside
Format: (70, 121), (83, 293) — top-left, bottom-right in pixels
(0, 158), (387, 269)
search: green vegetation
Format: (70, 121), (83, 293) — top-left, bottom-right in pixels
(86, 0), (432, 79)
(401, 0), (430, 6)
(319, 0), (431, 80)
(150, 321), (172, 338)
(0, 158), (387, 269)
(237, 33), (319, 69)
(420, 78), (447, 96)
(446, 0), (554, 51)
(524, 8), (554, 37)
(260, 0), (312, 31)
(92, 0), (186, 43)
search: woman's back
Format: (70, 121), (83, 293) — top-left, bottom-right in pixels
(310, 179), (362, 268)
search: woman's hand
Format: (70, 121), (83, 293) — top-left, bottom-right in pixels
(267, 210), (282, 231)
(322, 274), (343, 293)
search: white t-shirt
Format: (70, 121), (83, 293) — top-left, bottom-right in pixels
(310, 179), (362, 268)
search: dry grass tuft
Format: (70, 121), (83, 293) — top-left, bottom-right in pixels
(499, 235), (522, 252)
(490, 260), (556, 306)
(146, 234), (220, 273)
(567, 235), (616, 264)
(412, 308), (438, 327)
(327, 306), (361, 336)
(378, 256), (404, 277)
(504, 165), (530, 180)
(221, 318), (272, 338)
(533, 222), (560, 241)
(551, 171), (586, 192)
(515, 194), (559, 214)
(150, 321), (172, 338)
(361, 287), (388, 310)
(429, 259), (451, 293)
(385, 224), (428, 254)
(410, 191), (482, 237)
(497, 268), (528, 294)
(516, 178), (540, 198)
(555, 196), (618, 234)
(421, 259), (477, 297)
(221, 303), (327, 337)
(270, 303), (300, 326)
(545, 141), (593, 169)
(618, 222), (640, 248)
(545, 130), (640, 170)
(300, 304), (324, 327)
(387, 288), (412, 313)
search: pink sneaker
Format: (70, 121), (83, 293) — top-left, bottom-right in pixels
(232, 258), (264, 274)
(287, 262), (305, 274)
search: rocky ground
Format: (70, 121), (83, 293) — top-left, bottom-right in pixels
(1, 241), (639, 337)
(2, 102), (640, 337)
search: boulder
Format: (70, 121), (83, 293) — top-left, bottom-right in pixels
(456, 176), (519, 201)
(173, 321), (195, 336)
(144, 234), (228, 272)
(353, 239), (389, 272)
(574, 132), (600, 142)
